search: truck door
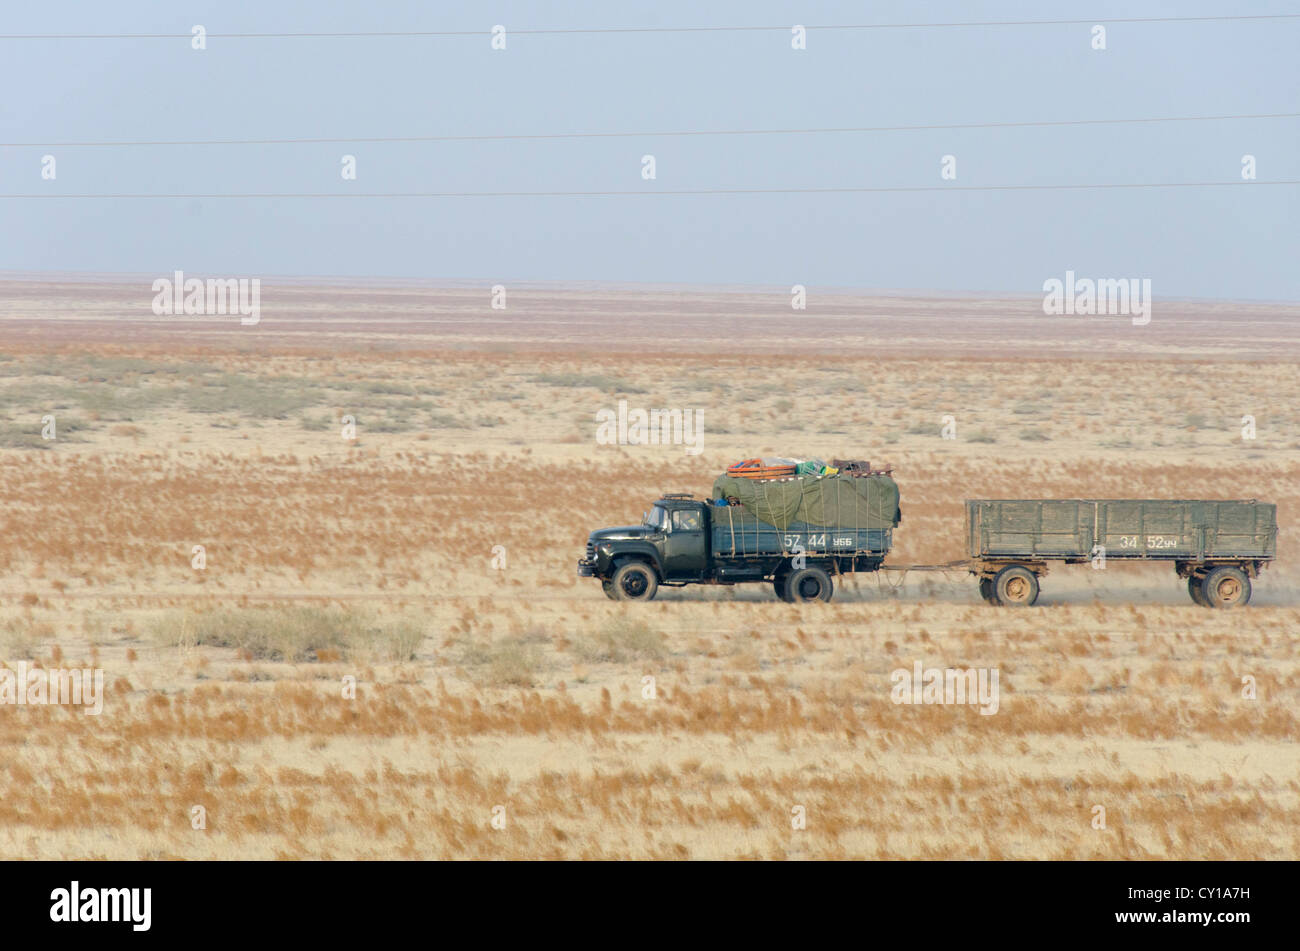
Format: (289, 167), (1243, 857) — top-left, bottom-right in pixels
(663, 508), (708, 580)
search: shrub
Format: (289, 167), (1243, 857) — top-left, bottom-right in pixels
(456, 636), (543, 686)
(300, 414), (332, 431)
(573, 616), (667, 663)
(148, 607), (425, 662)
(530, 373), (647, 394)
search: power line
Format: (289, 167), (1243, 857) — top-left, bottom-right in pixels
(2, 14), (1298, 39)
(3, 112), (1295, 149)
(1, 181), (1295, 199)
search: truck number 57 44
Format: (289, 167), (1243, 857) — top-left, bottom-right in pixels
(786, 533), (828, 548)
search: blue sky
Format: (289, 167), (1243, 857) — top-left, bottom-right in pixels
(1, 1), (1297, 299)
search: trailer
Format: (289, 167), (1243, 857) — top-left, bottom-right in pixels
(966, 499), (1277, 607)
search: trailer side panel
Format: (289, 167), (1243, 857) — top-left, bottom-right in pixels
(968, 499), (1276, 562)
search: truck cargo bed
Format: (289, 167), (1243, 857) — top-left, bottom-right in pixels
(710, 504), (891, 558)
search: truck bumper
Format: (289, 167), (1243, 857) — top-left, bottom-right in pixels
(576, 559), (598, 577)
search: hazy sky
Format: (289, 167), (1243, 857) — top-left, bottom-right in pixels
(1, 1), (1297, 299)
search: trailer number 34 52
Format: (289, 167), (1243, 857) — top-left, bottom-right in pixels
(1118, 535), (1177, 549)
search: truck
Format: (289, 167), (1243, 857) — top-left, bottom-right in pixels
(577, 490), (1277, 608)
(578, 493), (892, 603)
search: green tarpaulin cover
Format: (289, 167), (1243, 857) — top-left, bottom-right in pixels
(711, 472), (901, 531)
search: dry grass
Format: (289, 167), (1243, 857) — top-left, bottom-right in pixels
(572, 616), (668, 664)
(147, 606), (425, 663)
(1, 606), (1297, 858)
(0, 285), (1297, 858)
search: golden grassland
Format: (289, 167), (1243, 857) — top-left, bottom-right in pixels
(3, 601), (1299, 859)
(1, 295), (1298, 859)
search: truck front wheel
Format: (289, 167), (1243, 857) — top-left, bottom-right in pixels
(602, 580), (619, 600)
(611, 562), (659, 602)
(785, 567), (834, 603)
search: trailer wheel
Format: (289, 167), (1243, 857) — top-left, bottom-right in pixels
(978, 577), (1000, 604)
(785, 567), (834, 603)
(611, 561), (658, 602)
(1187, 576), (1209, 607)
(993, 565), (1039, 607)
(1202, 566), (1251, 609)
(602, 580), (619, 601)
(773, 577), (793, 603)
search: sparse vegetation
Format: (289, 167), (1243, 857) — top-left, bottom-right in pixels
(147, 607), (423, 662)
(457, 635), (544, 686)
(530, 372), (647, 393)
(0, 288), (1297, 859)
(573, 616), (668, 664)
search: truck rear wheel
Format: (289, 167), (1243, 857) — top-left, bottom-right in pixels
(1202, 566), (1251, 609)
(773, 576), (793, 603)
(611, 562), (658, 602)
(993, 565), (1039, 607)
(785, 567), (833, 603)
(1187, 575), (1209, 607)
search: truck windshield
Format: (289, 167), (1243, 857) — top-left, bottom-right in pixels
(644, 505), (667, 530)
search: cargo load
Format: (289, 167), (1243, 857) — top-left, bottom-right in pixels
(711, 470), (901, 531)
(830, 458), (894, 477)
(726, 456), (841, 480)
(725, 458), (797, 480)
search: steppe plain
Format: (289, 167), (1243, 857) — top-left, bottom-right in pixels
(1, 277), (1296, 859)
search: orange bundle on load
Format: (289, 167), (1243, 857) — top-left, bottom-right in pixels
(726, 458), (797, 480)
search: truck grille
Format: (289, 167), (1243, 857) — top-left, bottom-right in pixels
(585, 542), (595, 561)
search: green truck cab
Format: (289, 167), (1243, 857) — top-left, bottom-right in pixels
(578, 493), (892, 603)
